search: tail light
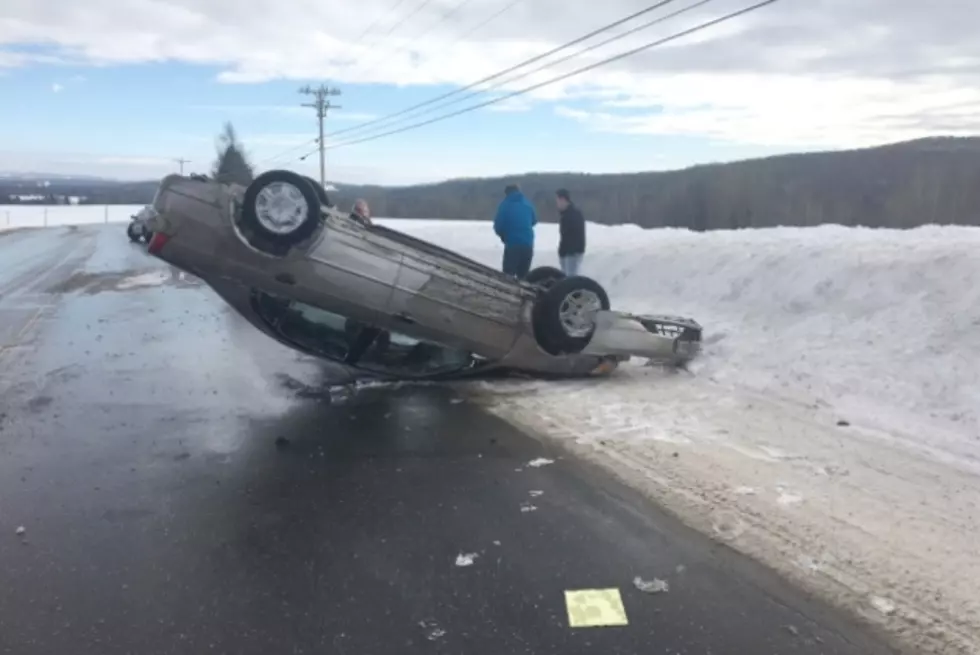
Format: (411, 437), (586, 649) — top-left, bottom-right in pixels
(148, 232), (170, 254)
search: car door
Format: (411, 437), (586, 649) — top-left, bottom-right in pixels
(300, 217), (403, 323)
(386, 246), (526, 359)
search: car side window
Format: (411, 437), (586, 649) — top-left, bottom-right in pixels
(268, 299), (351, 360)
(253, 291), (472, 375)
(356, 331), (472, 376)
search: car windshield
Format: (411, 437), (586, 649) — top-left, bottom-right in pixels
(253, 291), (476, 377)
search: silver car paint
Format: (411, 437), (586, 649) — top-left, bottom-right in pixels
(148, 174), (697, 378)
(202, 275), (608, 380)
(147, 174), (618, 377)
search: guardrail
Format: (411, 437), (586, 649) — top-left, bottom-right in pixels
(1, 205), (149, 229)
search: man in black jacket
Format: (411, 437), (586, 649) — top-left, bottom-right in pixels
(555, 188), (586, 276)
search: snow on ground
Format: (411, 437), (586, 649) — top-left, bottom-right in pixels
(1, 204), (146, 230)
(390, 220), (980, 655)
(5, 206), (980, 652)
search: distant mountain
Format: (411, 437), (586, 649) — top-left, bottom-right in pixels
(329, 136), (980, 230)
(0, 174), (160, 205)
(4, 136), (980, 230)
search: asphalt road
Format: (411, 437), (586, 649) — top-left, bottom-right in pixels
(0, 225), (898, 655)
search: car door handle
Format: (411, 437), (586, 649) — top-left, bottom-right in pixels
(393, 312), (415, 324)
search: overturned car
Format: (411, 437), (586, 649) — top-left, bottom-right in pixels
(142, 170), (702, 381)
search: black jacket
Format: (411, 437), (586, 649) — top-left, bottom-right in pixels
(558, 203), (586, 256)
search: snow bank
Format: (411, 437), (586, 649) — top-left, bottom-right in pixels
(397, 221), (980, 444)
(386, 220), (980, 655)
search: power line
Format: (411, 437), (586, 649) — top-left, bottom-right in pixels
(278, 0), (526, 169)
(174, 157), (191, 174)
(419, 0), (481, 37)
(296, 145), (321, 163)
(252, 88), (340, 169)
(344, 0), (720, 137)
(326, 0), (685, 140)
(381, 0), (440, 38)
(355, 0), (482, 80)
(445, 0), (525, 48)
(347, 0), (465, 80)
(322, 0), (781, 152)
(403, 0), (482, 46)
(333, 0), (416, 88)
(255, 138), (319, 169)
(328, 0), (444, 90)
(299, 85), (342, 187)
(350, 0), (413, 45)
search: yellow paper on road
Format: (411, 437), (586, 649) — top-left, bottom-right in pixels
(564, 588), (629, 628)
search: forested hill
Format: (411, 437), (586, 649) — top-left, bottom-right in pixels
(4, 136), (980, 230)
(330, 137), (980, 230)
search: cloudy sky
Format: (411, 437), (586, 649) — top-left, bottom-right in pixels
(0, 0), (977, 184)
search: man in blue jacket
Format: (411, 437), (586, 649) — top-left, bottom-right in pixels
(493, 183), (537, 278)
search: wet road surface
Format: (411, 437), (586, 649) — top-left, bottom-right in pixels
(0, 225), (898, 655)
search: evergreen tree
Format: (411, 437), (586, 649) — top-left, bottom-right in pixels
(211, 122), (254, 186)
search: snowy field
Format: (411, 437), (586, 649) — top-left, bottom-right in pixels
(6, 206), (980, 653)
(0, 204), (146, 230)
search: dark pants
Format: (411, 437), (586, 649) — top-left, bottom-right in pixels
(502, 244), (533, 279)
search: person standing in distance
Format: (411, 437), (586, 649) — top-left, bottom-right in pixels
(493, 183), (537, 278)
(555, 188), (585, 276)
(350, 198), (372, 225)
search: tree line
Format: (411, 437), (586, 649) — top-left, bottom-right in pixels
(4, 131), (980, 231)
(330, 137), (980, 230)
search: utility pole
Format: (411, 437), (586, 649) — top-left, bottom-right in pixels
(174, 157), (190, 174)
(299, 84), (341, 188)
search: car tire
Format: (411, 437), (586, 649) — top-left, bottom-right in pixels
(241, 170), (322, 248)
(525, 265), (565, 290)
(142, 229), (154, 243)
(532, 276), (610, 355)
(303, 176), (332, 208)
(127, 222), (140, 242)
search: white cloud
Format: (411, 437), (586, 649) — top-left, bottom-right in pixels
(555, 72), (980, 148)
(3, 0), (980, 165)
(0, 50), (66, 68)
(189, 104), (378, 122)
(51, 82), (63, 92)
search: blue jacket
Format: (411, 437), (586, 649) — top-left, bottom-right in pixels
(493, 191), (537, 247)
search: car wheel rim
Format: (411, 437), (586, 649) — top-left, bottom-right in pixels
(558, 289), (602, 338)
(255, 181), (309, 234)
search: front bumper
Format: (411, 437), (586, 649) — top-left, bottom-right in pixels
(581, 311), (702, 365)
